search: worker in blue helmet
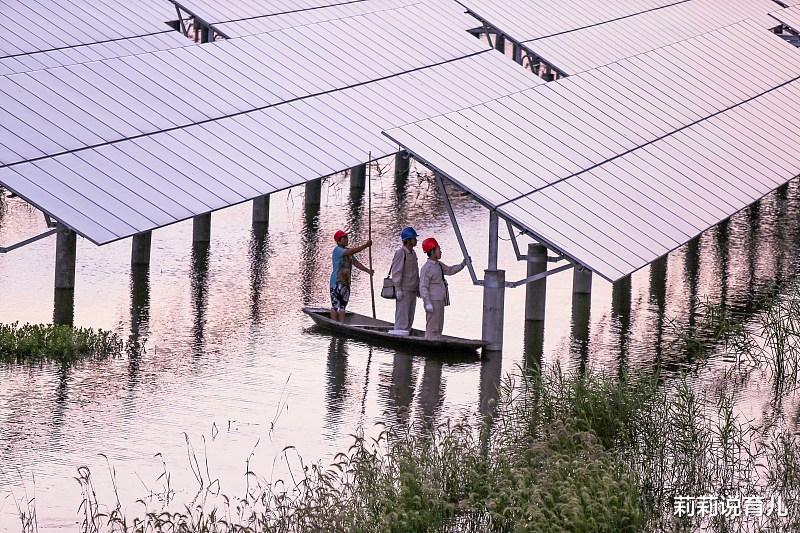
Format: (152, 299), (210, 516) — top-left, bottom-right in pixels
(389, 227), (420, 333)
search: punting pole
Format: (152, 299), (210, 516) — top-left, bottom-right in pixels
(367, 153), (376, 319)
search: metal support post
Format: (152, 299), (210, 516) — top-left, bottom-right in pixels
(573, 266), (593, 295)
(305, 179), (322, 205)
(252, 194), (270, 227)
(350, 163), (367, 191)
(482, 211), (505, 351)
(513, 43), (522, 63)
(525, 243), (547, 321)
(488, 211), (499, 270)
(131, 231), (152, 266)
(193, 214), (211, 243)
(482, 269), (506, 352)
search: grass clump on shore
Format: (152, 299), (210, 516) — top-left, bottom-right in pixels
(0, 322), (143, 362)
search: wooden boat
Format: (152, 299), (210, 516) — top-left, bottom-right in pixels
(302, 307), (485, 353)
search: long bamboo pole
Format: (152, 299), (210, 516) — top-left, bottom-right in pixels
(367, 153), (376, 319)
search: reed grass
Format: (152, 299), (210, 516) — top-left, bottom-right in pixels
(0, 322), (144, 362)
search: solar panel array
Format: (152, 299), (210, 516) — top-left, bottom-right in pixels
(0, 32), (192, 76)
(1, 0), (177, 57)
(0, 3), (487, 167)
(172, 0), (373, 24)
(384, 22), (800, 282)
(215, 0), (474, 37)
(526, 0), (779, 75)
(0, 51), (539, 244)
(771, 5), (800, 32)
(458, 0), (682, 42)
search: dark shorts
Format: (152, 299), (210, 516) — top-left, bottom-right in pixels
(330, 282), (351, 311)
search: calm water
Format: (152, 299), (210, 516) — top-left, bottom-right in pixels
(1, 163), (800, 530)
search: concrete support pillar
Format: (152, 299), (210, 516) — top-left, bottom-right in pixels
(394, 150), (410, 182)
(481, 269), (506, 351)
(543, 71), (555, 82)
(350, 163), (366, 191)
(525, 243), (548, 321)
(199, 25), (210, 43)
(305, 179), (322, 206)
(54, 223), (76, 290)
(54, 223), (76, 326)
(495, 34), (505, 53)
(131, 231), (152, 267)
(252, 194), (270, 227)
(192, 214), (211, 243)
(573, 266), (593, 295)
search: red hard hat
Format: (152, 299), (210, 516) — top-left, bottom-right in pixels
(422, 237), (439, 253)
(334, 230), (347, 242)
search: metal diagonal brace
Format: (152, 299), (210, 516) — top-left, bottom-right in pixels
(0, 228), (57, 253)
(505, 220), (565, 263)
(435, 173), (482, 286)
(506, 263), (575, 288)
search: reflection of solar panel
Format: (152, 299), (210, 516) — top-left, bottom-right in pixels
(385, 22), (800, 282)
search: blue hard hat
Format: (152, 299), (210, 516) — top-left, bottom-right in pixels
(401, 227), (418, 241)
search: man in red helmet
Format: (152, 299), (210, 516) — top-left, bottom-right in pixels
(419, 237), (468, 339)
(330, 230), (373, 322)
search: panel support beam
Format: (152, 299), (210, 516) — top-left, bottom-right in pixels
(0, 228), (57, 253)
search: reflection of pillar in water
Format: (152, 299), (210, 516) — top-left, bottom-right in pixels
(248, 225), (269, 323)
(570, 292), (591, 374)
(129, 264), (150, 378)
(387, 353), (415, 422)
(300, 202), (320, 306)
(191, 241), (210, 354)
(325, 336), (348, 429)
(523, 319), (545, 372)
(684, 237), (700, 333)
(716, 219), (730, 311)
(649, 256), (667, 362)
(774, 186), (789, 284)
(417, 358), (443, 428)
(479, 349), (503, 422)
(611, 275), (632, 376)
(51, 361), (70, 429)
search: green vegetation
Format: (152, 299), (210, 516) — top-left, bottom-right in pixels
(0, 322), (143, 362)
(14, 288), (800, 532)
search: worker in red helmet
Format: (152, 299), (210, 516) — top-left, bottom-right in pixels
(419, 237), (469, 339)
(330, 230), (373, 322)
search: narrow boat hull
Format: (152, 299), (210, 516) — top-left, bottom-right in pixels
(302, 307), (484, 352)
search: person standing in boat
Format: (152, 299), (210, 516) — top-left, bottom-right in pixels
(389, 227), (420, 333)
(330, 230), (373, 322)
(419, 238), (468, 339)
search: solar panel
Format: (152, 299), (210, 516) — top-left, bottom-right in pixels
(0, 33), (193, 76)
(458, 0), (682, 42)
(383, 22), (800, 281)
(0, 2), (488, 167)
(0, 0), (177, 57)
(216, 0), (476, 37)
(0, 51), (541, 244)
(770, 5), (800, 33)
(526, 0), (780, 75)
(173, 0), (377, 25)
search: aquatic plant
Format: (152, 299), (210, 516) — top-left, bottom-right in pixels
(0, 322), (144, 362)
